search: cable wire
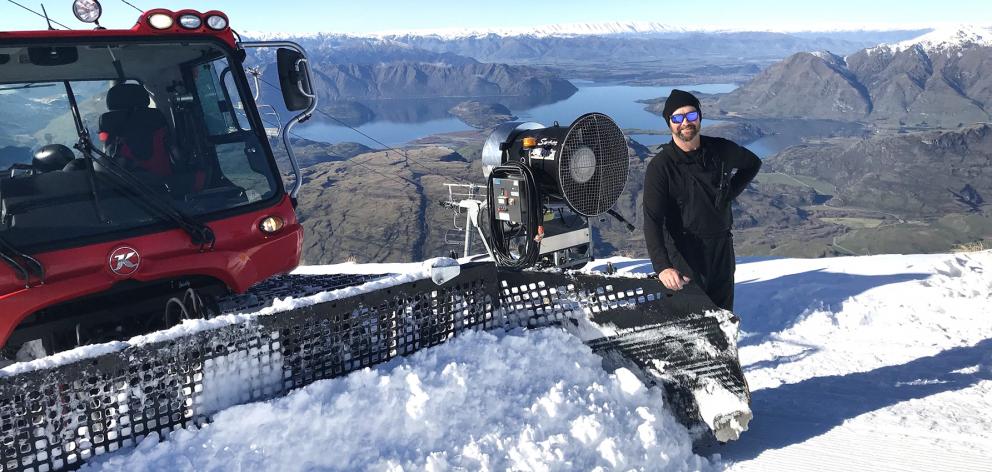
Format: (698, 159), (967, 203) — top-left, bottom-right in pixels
(484, 162), (542, 270)
(254, 75), (461, 178)
(280, 123), (424, 191)
(239, 68), (427, 191)
(120, 0), (143, 13)
(256, 77), (399, 152)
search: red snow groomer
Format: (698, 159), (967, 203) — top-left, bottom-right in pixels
(0, 3), (316, 357)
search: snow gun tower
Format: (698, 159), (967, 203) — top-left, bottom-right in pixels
(0, 3), (750, 470)
(479, 114), (630, 270)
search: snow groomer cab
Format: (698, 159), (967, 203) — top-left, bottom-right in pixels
(0, 1), (317, 358)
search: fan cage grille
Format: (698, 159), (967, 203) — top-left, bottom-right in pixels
(559, 114), (629, 217)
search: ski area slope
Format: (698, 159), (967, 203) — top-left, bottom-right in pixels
(81, 251), (992, 471)
(716, 251), (992, 471)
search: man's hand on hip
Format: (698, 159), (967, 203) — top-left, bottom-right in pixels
(658, 268), (691, 291)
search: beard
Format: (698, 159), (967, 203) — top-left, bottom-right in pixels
(676, 124), (699, 142)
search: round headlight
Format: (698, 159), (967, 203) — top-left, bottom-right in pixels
(205, 15), (228, 30)
(72, 0), (102, 23)
(259, 216), (285, 234)
(178, 14), (202, 29)
(148, 13), (174, 29)
(569, 146), (597, 184)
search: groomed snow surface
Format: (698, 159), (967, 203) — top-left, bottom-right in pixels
(83, 251), (992, 471)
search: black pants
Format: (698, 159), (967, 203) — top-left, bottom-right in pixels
(673, 234), (735, 312)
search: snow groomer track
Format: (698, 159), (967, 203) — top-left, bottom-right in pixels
(0, 262), (748, 471)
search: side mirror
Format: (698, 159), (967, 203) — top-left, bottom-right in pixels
(28, 47), (78, 66)
(276, 47), (314, 112)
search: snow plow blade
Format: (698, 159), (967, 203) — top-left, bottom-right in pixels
(497, 270), (751, 443)
(0, 262), (748, 471)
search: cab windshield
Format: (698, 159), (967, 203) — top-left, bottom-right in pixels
(0, 40), (280, 250)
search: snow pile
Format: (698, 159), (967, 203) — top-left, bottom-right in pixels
(82, 329), (714, 471)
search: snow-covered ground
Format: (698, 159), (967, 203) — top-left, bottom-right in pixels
(719, 252), (992, 471)
(81, 251), (992, 471)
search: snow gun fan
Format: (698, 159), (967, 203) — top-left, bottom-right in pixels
(480, 113), (629, 270)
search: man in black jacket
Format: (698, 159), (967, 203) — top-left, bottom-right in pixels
(643, 89), (761, 311)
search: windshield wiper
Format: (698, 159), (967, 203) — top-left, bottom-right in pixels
(63, 81), (215, 249)
(78, 138), (216, 248)
(0, 234), (45, 287)
(0, 83), (56, 92)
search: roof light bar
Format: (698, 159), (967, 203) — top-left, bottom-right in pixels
(141, 9), (229, 33)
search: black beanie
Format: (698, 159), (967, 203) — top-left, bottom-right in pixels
(662, 89), (701, 124)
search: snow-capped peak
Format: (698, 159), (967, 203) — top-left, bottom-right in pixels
(881, 24), (992, 53)
(242, 21), (939, 42)
(810, 50), (843, 62)
(238, 30), (363, 41)
(371, 21), (690, 39)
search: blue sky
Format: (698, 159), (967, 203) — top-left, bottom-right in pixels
(2, 0), (988, 34)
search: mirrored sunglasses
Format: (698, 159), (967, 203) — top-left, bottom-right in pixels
(670, 111), (700, 124)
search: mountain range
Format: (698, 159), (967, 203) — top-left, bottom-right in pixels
(248, 21), (930, 40)
(303, 62), (576, 101)
(714, 26), (992, 126)
(248, 26), (926, 91)
(241, 25), (933, 129)
(381, 30), (927, 66)
(764, 123), (992, 216)
(263, 25), (992, 263)
(247, 37), (577, 124)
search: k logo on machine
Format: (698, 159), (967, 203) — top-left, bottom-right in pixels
(109, 246), (140, 276)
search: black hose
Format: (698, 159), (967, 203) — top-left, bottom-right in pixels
(485, 163), (543, 270)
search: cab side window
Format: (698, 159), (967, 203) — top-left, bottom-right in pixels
(189, 58), (274, 203)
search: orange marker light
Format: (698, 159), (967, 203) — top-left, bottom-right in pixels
(522, 137), (537, 149)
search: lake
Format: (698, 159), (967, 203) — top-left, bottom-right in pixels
(295, 81), (740, 149)
(746, 134), (807, 158)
